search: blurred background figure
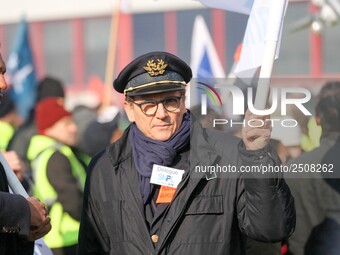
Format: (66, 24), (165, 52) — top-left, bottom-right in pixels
(0, 90), (23, 150)
(73, 105), (121, 158)
(0, 89), (26, 182)
(7, 76), (65, 192)
(190, 105), (226, 131)
(286, 81), (340, 255)
(27, 97), (86, 255)
(8, 76), (65, 161)
(300, 116), (322, 152)
(304, 136), (340, 255)
(271, 116), (303, 164)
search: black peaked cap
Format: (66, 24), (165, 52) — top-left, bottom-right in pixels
(113, 51), (192, 96)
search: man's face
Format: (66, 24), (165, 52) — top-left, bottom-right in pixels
(44, 116), (78, 146)
(124, 90), (187, 141)
(0, 53), (8, 103)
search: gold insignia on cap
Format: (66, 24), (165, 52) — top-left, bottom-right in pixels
(143, 59), (168, 76)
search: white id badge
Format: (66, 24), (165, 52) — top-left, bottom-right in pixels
(150, 164), (185, 188)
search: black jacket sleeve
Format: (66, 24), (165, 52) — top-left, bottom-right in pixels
(0, 192), (31, 237)
(236, 141), (296, 242)
(0, 163), (31, 237)
(46, 151), (83, 221)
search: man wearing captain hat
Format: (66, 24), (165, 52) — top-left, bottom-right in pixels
(78, 51), (295, 255)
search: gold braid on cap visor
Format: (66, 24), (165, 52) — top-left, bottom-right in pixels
(124, 80), (187, 95)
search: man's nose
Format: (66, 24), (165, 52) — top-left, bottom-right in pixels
(155, 102), (168, 119)
(0, 74), (8, 91)
(0, 54), (8, 91)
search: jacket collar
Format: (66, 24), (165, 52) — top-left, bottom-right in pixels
(106, 125), (133, 171)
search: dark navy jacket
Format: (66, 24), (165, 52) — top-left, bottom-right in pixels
(79, 121), (295, 255)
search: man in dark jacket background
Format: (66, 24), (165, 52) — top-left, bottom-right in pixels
(0, 49), (51, 255)
(286, 81), (340, 255)
(78, 51), (295, 255)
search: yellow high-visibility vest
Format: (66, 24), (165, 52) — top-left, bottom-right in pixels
(0, 121), (14, 150)
(28, 135), (87, 248)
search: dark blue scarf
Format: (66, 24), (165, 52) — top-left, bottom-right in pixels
(129, 112), (190, 204)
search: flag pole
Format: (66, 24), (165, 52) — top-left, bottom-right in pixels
(254, 0), (288, 109)
(103, 0), (121, 108)
(0, 152), (28, 197)
(253, 40), (277, 109)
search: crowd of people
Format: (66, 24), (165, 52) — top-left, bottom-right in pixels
(0, 49), (339, 255)
(0, 50), (121, 254)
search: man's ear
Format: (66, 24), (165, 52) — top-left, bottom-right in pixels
(123, 100), (135, 123)
(182, 95), (187, 113)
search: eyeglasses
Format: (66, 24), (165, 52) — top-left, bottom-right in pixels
(129, 95), (183, 116)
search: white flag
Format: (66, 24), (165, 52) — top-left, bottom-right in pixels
(234, 0), (288, 76)
(198, 0), (288, 78)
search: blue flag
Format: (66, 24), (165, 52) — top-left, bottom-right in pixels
(7, 20), (37, 119)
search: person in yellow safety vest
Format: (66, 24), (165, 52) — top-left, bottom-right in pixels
(0, 90), (23, 151)
(0, 89), (27, 182)
(27, 97), (86, 255)
(0, 93), (15, 150)
(0, 120), (14, 151)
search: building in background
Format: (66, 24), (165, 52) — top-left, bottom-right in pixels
(0, 0), (339, 108)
